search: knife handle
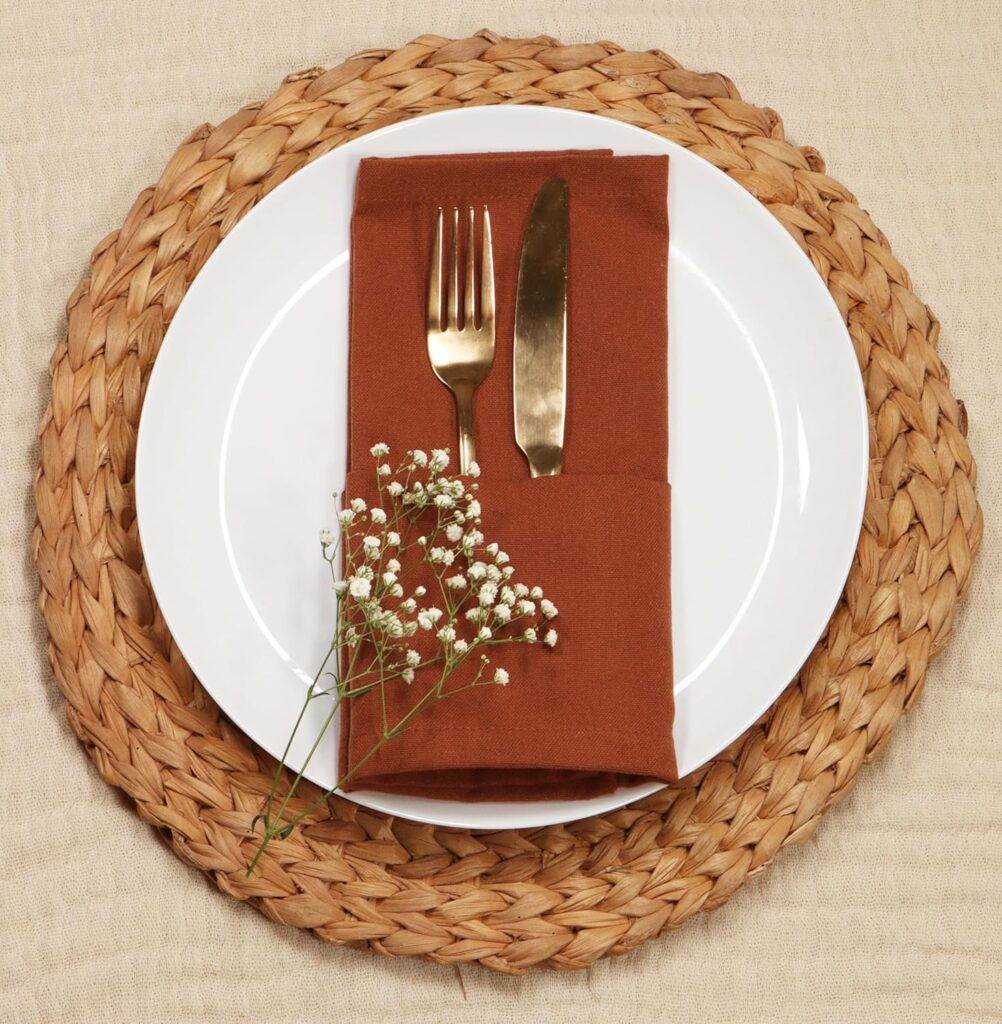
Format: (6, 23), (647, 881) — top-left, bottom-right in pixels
(526, 447), (563, 478)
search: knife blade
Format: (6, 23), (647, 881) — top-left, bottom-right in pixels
(514, 176), (568, 478)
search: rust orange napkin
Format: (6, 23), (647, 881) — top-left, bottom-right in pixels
(339, 150), (675, 801)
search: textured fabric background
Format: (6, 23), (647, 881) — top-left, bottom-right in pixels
(1, 3), (1000, 1022)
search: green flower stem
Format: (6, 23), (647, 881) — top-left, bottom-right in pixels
(247, 664), (496, 876)
(247, 447), (557, 877)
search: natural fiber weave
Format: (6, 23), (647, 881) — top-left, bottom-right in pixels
(32, 30), (981, 974)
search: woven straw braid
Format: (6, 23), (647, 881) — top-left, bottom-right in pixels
(32, 30), (981, 973)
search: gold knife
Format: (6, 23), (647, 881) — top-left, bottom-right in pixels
(514, 176), (568, 477)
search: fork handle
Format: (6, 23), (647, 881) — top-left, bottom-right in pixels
(453, 385), (476, 474)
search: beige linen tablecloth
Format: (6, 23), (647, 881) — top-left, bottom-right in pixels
(1, 3), (1000, 1021)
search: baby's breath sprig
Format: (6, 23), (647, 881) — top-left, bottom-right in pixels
(247, 444), (558, 874)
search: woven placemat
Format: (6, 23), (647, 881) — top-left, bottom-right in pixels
(32, 30), (982, 974)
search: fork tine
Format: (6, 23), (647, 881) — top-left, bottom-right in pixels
(447, 207), (459, 331)
(464, 207), (476, 329)
(480, 206), (495, 328)
(427, 208), (442, 334)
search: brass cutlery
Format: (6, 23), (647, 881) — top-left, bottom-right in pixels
(426, 206), (495, 474)
(513, 177), (569, 478)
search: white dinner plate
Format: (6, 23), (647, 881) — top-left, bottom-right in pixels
(136, 106), (867, 830)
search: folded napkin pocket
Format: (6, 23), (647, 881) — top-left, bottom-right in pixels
(339, 470), (674, 801)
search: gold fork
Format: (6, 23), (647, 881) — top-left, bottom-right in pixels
(426, 206), (495, 473)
